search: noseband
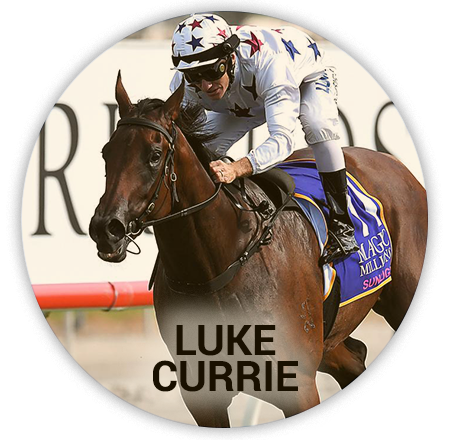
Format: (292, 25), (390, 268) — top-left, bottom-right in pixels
(116, 117), (222, 252)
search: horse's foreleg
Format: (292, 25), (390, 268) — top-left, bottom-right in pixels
(172, 356), (233, 427)
(318, 336), (367, 388)
(180, 390), (232, 427)
(263, 373), (320, 419)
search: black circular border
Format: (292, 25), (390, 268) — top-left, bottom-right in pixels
(19, 8), (442, 430)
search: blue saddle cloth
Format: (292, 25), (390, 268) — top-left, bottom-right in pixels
(276, 159), (392, 307)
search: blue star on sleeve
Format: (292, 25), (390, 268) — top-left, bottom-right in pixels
(307, 38), (321, 61)
(282, 38), (300, 61)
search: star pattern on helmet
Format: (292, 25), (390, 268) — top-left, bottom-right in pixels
(228, 103), (253, 117)
(203, 15), (219, 22)
(243, 76), (258, 101)
(307, 38), (321, 61)
(176, 22), (186, 33)
(282, 38), (300, 60)
(187, 35), (204, 51)
(217, 28), (228, 39)
(243, 32), (264, 57)
(272, 28), (284, 34)
(189, 19), (203, 30)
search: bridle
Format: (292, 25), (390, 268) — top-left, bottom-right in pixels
(115, 115), (293, 295)
(116, 117), (222, 253)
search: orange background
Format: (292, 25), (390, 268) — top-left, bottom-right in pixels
(34, 9), (418, 430)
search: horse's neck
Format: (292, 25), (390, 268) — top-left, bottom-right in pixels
(154, 139), (255, 284)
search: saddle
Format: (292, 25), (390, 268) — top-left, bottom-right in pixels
(249, 167), (299, 211)
(224, 167), (301, 215)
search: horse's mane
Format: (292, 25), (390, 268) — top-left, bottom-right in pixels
(135, 98), (219, 169)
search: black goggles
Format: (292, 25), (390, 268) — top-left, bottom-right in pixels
(184, 59), (229, 84)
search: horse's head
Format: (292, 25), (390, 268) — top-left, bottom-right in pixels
(89, 71), (185, 262)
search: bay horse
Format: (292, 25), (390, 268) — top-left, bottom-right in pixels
(89, 72), (427, 427)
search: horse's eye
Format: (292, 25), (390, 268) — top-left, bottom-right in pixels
(149, 150), (162, 164)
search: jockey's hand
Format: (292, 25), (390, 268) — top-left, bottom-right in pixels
(210, 158), (253, 184)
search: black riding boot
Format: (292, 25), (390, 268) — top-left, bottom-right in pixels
(319, 169), (359, 265)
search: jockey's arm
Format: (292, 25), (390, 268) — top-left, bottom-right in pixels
(246, 53), (301, 175)
(247, 87), (299, 172)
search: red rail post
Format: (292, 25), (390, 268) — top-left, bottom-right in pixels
(33, 281), (153, 311)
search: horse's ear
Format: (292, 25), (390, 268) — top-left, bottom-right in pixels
(115, 70), (133, 118)
(163, 80), (185, 121)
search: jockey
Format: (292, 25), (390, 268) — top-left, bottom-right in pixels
(169, 13), (359, 264)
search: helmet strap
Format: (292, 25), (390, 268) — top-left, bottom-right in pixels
(227, 55), (236, 88)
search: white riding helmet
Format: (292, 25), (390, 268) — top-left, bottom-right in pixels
(171, 13), (240, 71)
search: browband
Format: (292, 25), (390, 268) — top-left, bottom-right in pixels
(117, 118), (174, 144)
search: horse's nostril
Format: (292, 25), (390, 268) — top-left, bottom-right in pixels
(107, 218), (125, 240)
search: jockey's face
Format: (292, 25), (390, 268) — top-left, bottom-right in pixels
(197, 73), (230, 100)
(187, 55), (235, 100)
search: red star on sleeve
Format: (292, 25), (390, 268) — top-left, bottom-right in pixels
(243, 31), (264, 57)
